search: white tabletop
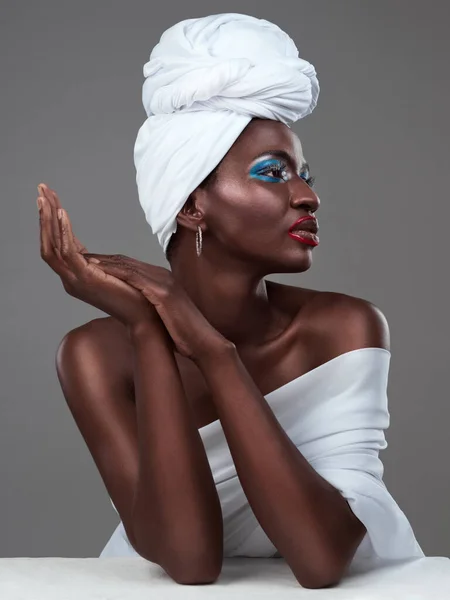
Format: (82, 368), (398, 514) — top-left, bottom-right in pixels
(1, 556), (449, 599)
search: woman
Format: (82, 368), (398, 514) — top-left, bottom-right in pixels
(37, 13), (424, 589)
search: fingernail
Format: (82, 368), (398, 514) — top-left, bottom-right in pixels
(57, 209), (63, 219)
(87, 257), (101, 264)
(37, 198), (42, 210)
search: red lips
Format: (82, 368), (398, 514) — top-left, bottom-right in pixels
(288, 215), (318, 234)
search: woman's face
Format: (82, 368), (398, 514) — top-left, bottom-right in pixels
(190, 118), (320, 274)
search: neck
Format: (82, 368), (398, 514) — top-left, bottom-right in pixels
(170, 250), (285, 348)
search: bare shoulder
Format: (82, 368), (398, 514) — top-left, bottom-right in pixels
(267, 280), (390, 354)
(56, 317), (133, 389)
(305, 289), (391, 354)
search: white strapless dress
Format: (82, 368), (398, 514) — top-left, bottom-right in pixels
(99, 347), (424, 570)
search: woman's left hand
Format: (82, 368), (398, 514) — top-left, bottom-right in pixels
(84, 252), (231, 362)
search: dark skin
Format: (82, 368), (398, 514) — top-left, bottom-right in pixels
(38, 118), (389, 588)
(162, 118), (317, 347)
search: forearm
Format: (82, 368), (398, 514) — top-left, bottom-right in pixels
(129, 322), (223, 580)
(197, 344), (366, 588)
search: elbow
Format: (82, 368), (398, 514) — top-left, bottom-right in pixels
(165, 564), (221, 585)
(299, 579), (341, 590)
(294, 560), (346, 589)
(296, 513), (366, 588)
(172, 544), (223, 585)
(290, 549), (352, 589)
(136, 541), (222, 585)
(134, 549), (221, 585)
(296, 568), (344, 590)
(159, 552), (222, 585)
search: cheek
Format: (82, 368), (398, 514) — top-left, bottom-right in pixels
(211, 178), (285, 237)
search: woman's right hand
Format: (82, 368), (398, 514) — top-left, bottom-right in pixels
(37, 183), (161, 331)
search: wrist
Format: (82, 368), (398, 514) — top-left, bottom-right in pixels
(127, 317), (167, 342)
(193, 335), (236, 368)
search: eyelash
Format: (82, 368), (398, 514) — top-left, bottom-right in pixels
(259, 162), (316, 187)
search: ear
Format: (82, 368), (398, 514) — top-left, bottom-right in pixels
(176, 188), (208, 233)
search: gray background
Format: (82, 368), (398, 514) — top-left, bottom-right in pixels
(2, 0), (449, 558)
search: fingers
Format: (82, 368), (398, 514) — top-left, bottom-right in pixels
(84, 257), (139, 284)
(38, 192), (51, 258)
(46, 185), (62, 210)
(84, 254), (121, 263)
(84, 254), (171, 290)
(84, 255), (175, 308)
(96, 262), (151, 295)
(38, 184), (61, 256)
(86, 257), (164, 303)
(37, 182), (84, 281)
(57, 208), (87, 276)
(38, 189), (73, 280)
(85, 254), (152, 271)
(84, 255), (141, 280)
(86, 259), (130, 279)
(48, 185), (88, 253)
(42, 183), (89, 255)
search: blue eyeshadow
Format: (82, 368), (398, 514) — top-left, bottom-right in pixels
(249, 159), (284, 181)
(249, 158), (281, 173)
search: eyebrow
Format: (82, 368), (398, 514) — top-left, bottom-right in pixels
(251, 149), (309, 172)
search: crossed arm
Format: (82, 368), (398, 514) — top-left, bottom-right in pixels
(57, 295), (389, 588)
(187, 296), (388, 588)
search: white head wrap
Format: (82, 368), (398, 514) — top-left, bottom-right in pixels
(133, 13), (320, 254)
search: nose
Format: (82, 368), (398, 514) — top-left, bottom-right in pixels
(289, 180), (320, 213)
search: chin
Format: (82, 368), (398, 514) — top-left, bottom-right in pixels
(267, 248), (314, 274)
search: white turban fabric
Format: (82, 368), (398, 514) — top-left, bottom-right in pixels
(133, 13), (320, 254)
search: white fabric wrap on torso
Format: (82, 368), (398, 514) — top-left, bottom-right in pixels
(107, 348), (424, 569)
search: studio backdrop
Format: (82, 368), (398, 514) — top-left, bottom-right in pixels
(1, 0), (449, 559)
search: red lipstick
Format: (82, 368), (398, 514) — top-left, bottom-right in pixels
(288, 216), (319, 247)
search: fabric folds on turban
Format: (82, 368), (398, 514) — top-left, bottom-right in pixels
(133, 13), (320, 254)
